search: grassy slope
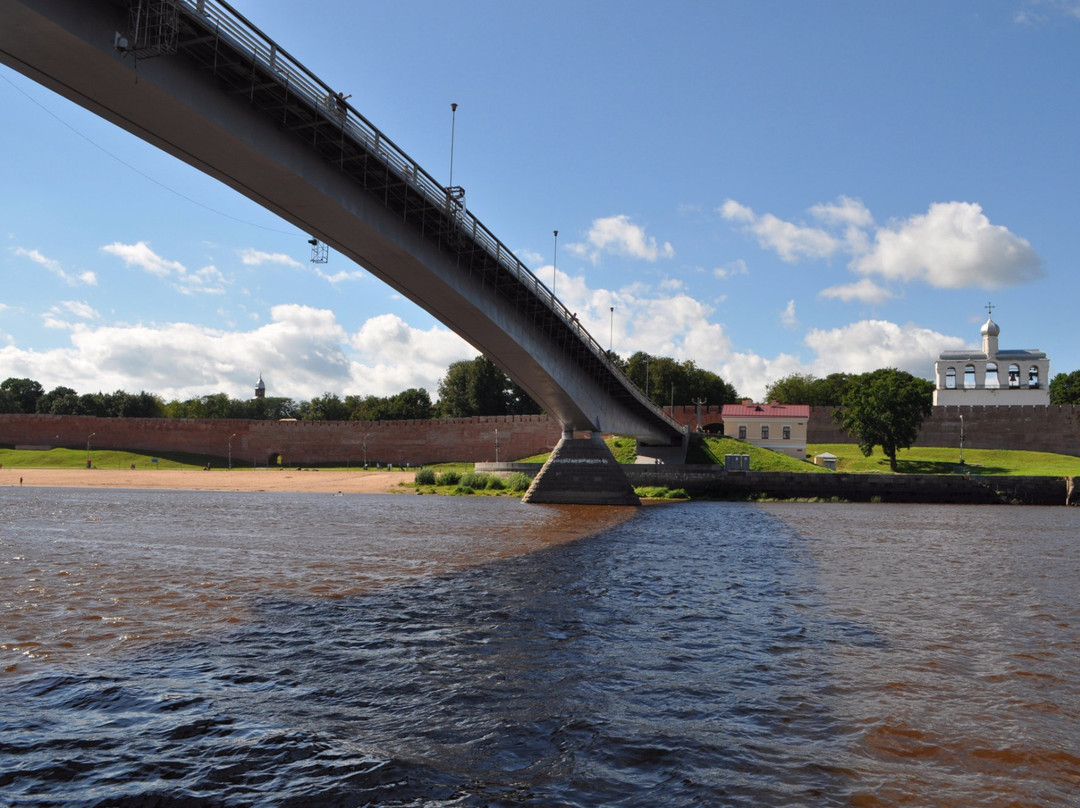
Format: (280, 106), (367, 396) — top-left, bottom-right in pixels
(5, 441), (1079, 478)
(809, 443), (1080, 477)
(0, 448), (209, 470)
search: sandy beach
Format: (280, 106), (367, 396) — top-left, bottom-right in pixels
(3, 468), (416, 494)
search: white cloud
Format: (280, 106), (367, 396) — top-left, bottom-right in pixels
(780, 299), (798, 328)
(854, 202), (1043, 289)
(12, 247), (98, 286)
(568, 215), (675, 264)
(42, 300), (100, 331)
(713, 258), (749, 279)
(802, 319), (963, 378)
(723, 197), (1043, 293)
(0, 305), (474, 401)
(238, 248), (303, 268)
(102, 241), (184, 277)
(102, 240), (227, 294)
(808, 196), (874, 228)
(818, 278), (894, 304)
(720, 199), (842, 262)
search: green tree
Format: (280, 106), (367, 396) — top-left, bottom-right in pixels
(36, 386), (80, 415)
(0, 377), (44, 413)
(301, 392), (351, 421)
(623, 352), (739, 406)
(835, 368), (934, 472)
(766, 371), (853, 406)
(1049, 370), (1080, 405)
(436, 356), (540, 417)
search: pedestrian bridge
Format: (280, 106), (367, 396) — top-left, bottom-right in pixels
(1, 0), (685, 450)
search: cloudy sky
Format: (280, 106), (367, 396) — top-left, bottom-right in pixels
(2, 0), (1078, 404)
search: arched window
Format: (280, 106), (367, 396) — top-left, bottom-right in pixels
(985, 362), (999, 389)
(964, 364), (976, 389)
(945, 367), (957, 389)
(1008, 364), (1020, 388)
(1028, 365), (1040, 388)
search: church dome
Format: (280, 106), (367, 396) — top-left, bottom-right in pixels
(980, 317), (1000, 337)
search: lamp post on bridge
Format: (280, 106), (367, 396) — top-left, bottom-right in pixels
(552, 230), (559, 296)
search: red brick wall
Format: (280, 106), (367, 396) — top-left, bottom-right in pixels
(807, 405), (1080, 457)
(0, 413), (562, 466)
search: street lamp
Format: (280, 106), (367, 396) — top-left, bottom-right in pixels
(959, 413), (965, 465)
(362, 432), (372, 468)
(228, 433), (237, 470)
(609, 306), (614, 352)
(552, 230), (559, 296)
(495, 428), (500, 463)
(86, 432), (95, 469)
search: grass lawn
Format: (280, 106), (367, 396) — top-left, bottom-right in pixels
(809, 443), (1080, 476)
(0, 447), (210, 470)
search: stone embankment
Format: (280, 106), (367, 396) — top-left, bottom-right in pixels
(480, 463), (1077, 506)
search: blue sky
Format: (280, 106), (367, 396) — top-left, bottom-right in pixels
(2, 0), (1078, 404)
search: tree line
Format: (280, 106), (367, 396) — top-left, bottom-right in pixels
(0, 351), (742, 422)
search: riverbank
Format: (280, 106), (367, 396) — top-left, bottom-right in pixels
(2, 468), (414, 494)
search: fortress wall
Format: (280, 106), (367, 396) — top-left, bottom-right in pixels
(807, 405), (1080, 457)
(0, 413), (562, 465)
(3, 404), (1078, 464)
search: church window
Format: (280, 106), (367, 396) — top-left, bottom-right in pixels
(963, 364), (976, 389)
(985, 362), (999, 389)
(1008, 364), (1020, 388)
(1028, 366), (1040, 388)
(945, 367), (956, 389)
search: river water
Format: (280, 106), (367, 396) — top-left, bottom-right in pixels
(2, 488), (1078, 807)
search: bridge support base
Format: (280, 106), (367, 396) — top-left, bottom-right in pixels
(521, 432), (640, 506)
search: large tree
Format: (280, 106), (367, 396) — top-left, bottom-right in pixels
(0, 377), (44, 414)
(622, 352), (739, 406)
(766, 372), (854, 406)
(435, 356), (541, 417)
(1049, 370), (1080, 405)
(835, 368), (934, 472)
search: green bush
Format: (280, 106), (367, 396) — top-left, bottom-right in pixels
(665, 488), (689, 499)
(487, 476), (505, 490)
(460, 472), (491, 489)
(505, 472), (531, 492)
(414, 468), (436, 485)
(436, 470), (461, 486)
(452, 485), (475, 495)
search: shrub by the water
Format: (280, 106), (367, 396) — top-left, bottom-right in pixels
(436, 471), (461, 486)
(505, 472), (531, 492)
(487, 476), (505, 491)
(413, 468), (436, 485)
(459, 472), (491, 490)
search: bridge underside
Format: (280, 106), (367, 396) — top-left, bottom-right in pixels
(1, 0), (685, 461)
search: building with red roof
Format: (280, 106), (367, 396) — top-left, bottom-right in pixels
(720, 401), (811, 460)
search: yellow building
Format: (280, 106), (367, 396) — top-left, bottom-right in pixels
(721, 402), (810, 460)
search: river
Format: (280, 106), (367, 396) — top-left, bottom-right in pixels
(2, 488), (1078, 806)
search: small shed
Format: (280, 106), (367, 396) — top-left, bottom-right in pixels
(814, 452), (837, 470)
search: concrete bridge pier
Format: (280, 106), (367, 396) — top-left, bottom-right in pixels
(521, 429), (640, 506)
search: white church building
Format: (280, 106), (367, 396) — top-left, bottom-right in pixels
(933, 309), (1049, 406)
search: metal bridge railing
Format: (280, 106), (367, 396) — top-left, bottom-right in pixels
(181, 0), (681, 435)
